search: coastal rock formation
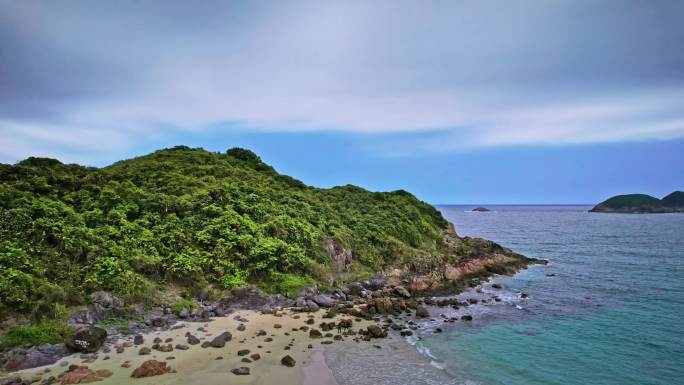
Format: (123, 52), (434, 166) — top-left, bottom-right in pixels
(472, 207), (490, 212)
(0, 344), (69, 372)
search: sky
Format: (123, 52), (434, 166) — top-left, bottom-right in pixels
(1, 0), (683, 204)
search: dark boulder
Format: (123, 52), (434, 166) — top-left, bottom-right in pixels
(393, 286), (411, 298)
(415, 306), (429, 318)
(186, 334), (200, 345)
(362, 279), (387, 291)
(210, 331), (232, 348)
(312, 294), (333, 308)
(133, 335), (144, 345)
(346, 282), (364, 296)
(367, 325), (387, 338)
(281, 355), (296, 367)
(65, 327), (107, 353)
(231, 367), (250, 375)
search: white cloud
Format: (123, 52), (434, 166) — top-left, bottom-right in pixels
(1, 1), (684, 163)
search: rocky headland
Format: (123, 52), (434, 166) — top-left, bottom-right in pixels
(0, 146), (546, 384)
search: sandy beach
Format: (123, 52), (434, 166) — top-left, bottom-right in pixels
(13, 309), (375, 385)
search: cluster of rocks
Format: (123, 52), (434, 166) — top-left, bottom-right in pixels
(0, 364), (113, 385)
(0, 273), (515, 378)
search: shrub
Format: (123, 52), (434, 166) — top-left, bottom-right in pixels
(170, 298), (197, 315)
(0, 320), (74, 351)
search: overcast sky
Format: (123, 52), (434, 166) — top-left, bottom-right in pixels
(1, 0), (683, 203)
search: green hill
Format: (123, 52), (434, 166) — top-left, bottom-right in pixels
(590, 192), (684, 213)
(662, 191), (684, 208)
(0, 147), (462, 319)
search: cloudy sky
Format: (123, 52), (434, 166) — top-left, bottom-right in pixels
(1, 0), (683, 203)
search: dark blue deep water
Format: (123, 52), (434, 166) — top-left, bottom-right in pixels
(420, 205), (684, 385)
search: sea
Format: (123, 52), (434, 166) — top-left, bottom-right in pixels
(325, 205), (684, 385)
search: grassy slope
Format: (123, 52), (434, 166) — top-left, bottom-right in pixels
(0, 146), (450, 320)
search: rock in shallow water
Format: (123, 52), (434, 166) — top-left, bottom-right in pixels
(415, 306), (429, 318)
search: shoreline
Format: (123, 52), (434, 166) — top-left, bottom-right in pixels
(8, 309), (372, 385)
(2, 263), (545, 385)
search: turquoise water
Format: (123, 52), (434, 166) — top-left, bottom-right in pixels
(423, 205), (684, 385)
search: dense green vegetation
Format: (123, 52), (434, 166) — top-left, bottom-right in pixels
(590, 191), (684, 213)
(0, 320), (73, 351)
(662, 191), (684, 207)
(0, 146), (449, 320)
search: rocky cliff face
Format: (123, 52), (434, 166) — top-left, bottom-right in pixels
(328, 223), (545, 295)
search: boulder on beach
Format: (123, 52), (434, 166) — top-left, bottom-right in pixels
(231, 367), (250, 375)
(133, 334), (144, 345)
(367, 325), (387, 338)
(186, 334), (200, 345)
(210, 331), (232, 348)
(415, 306), (429, 318)
(131, 360), (175, 378)
(393, 286), (411, 298)
(281, 355), (296, 367)
(313, 294), (333, 307)
(61, 366), (112, 384)
(64, 327), (107, 353)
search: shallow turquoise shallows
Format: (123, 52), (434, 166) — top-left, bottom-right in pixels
(424, 205), (684, 385)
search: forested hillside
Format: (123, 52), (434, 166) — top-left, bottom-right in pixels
(0, 147), (449, 319)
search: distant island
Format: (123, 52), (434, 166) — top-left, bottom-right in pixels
(590, 191), (684, 213)
(472, 207), (491, 212)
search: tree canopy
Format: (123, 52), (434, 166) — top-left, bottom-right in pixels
(0, 147), (449, 319)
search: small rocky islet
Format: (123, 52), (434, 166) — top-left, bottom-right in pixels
(590, 191), (684, 213)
